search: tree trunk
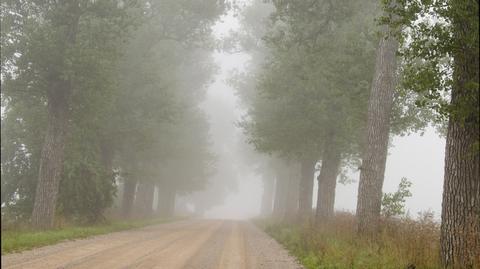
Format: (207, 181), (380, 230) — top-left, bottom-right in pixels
(298, 158), (316, 219)
(284, 163), (300, 222)
(156, 185), (168, 217)
(356, 17), (399, 235)
(166, 190), (175, 217)
(273, 167), (288, 219)
(122, 178), (137, 218)
(260, 170), (275, 216)
(440, 3), (480, 267)
(30, 1), (81, 229)
(135, 181), (155, 218)
(100, 140), (114, 179)
(31, 92), (69, 229)
(315, 145), (341, 223)
(441, 112), (480, 269)
(157, 184), (176, 218)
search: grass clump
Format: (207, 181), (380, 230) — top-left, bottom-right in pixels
(1, 217), (173, 254)
(258, 211), (441, 269)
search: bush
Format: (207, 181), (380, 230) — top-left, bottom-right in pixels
(58, 162), (116, 224)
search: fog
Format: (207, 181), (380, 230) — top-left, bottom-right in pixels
(2, 1), (477, 267)
(190, 10), (258, 219)
(194, 9), (446, 220)
(0, 0), (457, 224)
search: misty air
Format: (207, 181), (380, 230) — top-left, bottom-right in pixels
(1, 1), (479, 269)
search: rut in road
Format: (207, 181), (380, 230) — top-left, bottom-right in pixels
(1, 220), (303, 269)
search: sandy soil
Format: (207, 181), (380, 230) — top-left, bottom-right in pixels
(1, 219), (303, 269)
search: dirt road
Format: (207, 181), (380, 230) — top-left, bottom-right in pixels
(1, 220), (303, 269)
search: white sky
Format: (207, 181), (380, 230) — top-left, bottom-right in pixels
(202, 6), (445, 220)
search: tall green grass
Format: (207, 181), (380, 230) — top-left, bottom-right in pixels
(258, 212), (441, 269)
(1, 218), (174, 254)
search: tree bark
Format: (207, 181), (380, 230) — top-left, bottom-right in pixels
(122, 178), (137, 218)
(440, 3), (480, 267)
(298, 158), (316, 219)
(30, 2), (81, 229)
(31, 91), (69, 229)
(260, 170), (275, 216)
(315, 145), (341, 223)
(356, 18), (399, 235)
(441, 113), (480, 269)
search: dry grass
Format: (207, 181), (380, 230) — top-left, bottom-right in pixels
(257, 211), (441, 269)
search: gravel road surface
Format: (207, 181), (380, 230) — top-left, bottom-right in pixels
(1, 219), (303, 269)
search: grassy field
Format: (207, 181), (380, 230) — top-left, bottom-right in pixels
(1, 217), (175, 254)
(257, 212), (442, 269)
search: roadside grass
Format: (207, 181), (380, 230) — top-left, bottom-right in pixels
(257, 211), (441, 269)
(1, 217), (175, 254)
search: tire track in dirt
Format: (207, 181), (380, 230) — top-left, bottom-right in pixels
(1, 220), (205, 269)
(182, 221), (231, 269)
(119, 220), (223, 269)
(216, 221), (247, 269)
(1, 220), (303, 269)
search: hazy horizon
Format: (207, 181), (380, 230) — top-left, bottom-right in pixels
(197, 8), (446, 220)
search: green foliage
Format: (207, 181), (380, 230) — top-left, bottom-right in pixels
(1, 0), (227, 225)
(237, 0), (434, 172)
(381, 177), (413, 218)
(1, 0), (133, 224)
(240, 0), (379, 163)
(386, 0), (479, 138)
(59, 160), (116, 224)
(1, 96), (46, 221)
(110, 0), (223, 199)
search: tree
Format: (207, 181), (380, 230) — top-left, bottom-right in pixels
(108, 0), (225, 218)
(393, 0), (479, 267)
(356, 1), (400, 235)
(0, 0), (226, 226)
(241, 0), (379, 223)
(1, 0), (131, 228)
(298, 157), (316, 219)
(441, 4), (480, 265)
(271, 159), (290, 219)
(260, 169), (276, 216)
(315, 137), (342, 220)
(0, 96), (45, 223)
(1, 55), (121, 225)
